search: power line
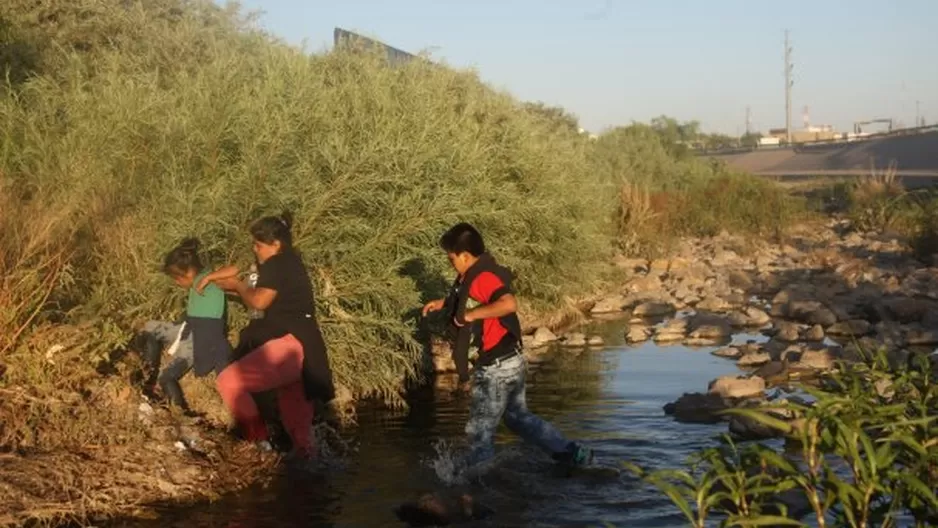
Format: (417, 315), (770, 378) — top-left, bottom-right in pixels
(784, 30), (794, 144)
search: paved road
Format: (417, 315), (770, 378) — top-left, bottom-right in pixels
(760, 170), (938, 190)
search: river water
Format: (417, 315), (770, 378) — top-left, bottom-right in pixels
(123, 320), (758, 528)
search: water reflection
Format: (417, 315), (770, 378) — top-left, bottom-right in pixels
(109, 320), (748, 528)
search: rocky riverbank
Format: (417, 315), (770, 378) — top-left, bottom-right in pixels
(429, 218), (938, 439)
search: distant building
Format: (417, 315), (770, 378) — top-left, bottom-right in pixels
(766, 125), (838, 144)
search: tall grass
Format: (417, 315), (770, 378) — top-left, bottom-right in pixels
(0, 0), (799, 408)
(0, 0), (615, 407)
(594, 125), (800, 255)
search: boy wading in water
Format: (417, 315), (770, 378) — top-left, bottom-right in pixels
(139, 238), (230, 416)
(422, 223), (593, 475)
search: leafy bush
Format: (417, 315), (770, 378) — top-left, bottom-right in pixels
(593, 126), (800, 255)
(847, 163), (908, 233)
(626, 350), (938, 527)
(0, 0), (611, 403)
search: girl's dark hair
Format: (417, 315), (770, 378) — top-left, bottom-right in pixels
(163, 237), (203, 275)
(250, 210), (294, 251)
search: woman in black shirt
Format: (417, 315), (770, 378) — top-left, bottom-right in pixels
(206, 212), (335, 458)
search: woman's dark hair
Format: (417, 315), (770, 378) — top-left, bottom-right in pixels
(439, 222), (486, 256)
(251, 210), (294, 251)
(163, 237), (203, 275)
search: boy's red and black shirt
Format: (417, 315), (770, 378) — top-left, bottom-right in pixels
(448, 253), (522, 358)
(464, 267), (518, 352)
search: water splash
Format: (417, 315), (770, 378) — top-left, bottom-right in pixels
(285, 422), (356, 473)
(424, 438), (466, 486)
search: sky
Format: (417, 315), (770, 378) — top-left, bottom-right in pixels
(230, 0), (938, 135)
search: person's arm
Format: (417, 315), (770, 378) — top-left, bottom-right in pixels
(463, 294), (517, 323)
(456, 271), (516, 326)
(219, 279), (277, 310)
(421, 298), (446, 317)
(196, 265), (241, 293)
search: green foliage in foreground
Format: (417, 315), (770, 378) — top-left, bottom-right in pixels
(626, 351), (938, 527)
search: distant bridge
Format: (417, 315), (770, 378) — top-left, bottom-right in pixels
(704, 129), (938, 188)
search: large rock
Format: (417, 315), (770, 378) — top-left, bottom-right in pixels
(625, 325), (652, 344)
(712, 346), (743, 359)
(633, 301), (675, 318)
(663, 393), (731, 424)
(624, 275), (664, 294)
(587, 335), (606, 347)
(649, 259), (670, 275)
(708, 375), (766, 399)
(905, 329), (938, 346)
(744, 307), (772, 326)
(395, 492), (492, 526)
(728, 270), (754, 290)
(828, 319), (872, 337)
(780, 299), (839, 327)
(751, 360), (791, 383)
(561, 333), (588, 347)
(723, 292), (748, 308)
(711, 250), (742, 268)
(614, 256), (649, 273)
(786, 300), (824, 321)
(654, 318), (689, 343)
(796, 348), (837, 370)
(803, 324), (825, 342)
(882, 298), (932, 323)
(728, 402), (795, 441)
(773, 321), (801, 343)
(528, 327), (558, 348)
(591, 294), (628, 314)
(696, 296), (731, 313)
(737, 352), (772, 367)
(808, 308), (839, 327)
(689, 314), (732, 339)
(727, 311), (750, 328)
(685, 337), (730, 347)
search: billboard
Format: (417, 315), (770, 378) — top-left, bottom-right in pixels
(333, 27), (416, 65)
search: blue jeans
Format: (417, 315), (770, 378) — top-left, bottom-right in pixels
(464, 354), (570, 466)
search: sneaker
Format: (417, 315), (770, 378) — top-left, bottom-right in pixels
(552, 442), (594, 468)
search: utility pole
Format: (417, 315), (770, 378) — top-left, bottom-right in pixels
(745, 105), (752, 135)
(916, 100), (922, 127)
(784, 30), (794, 144)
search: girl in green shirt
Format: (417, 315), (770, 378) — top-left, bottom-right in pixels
(139, 238), (231, 415)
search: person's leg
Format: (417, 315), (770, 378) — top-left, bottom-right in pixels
(215, 334), (305, 442)
(463, 366), (509, 468)
(158, 355), (193, 411)
(276, 380), (315, 457)
(139, 321), (181, 397)
(501, 356), (593, 466)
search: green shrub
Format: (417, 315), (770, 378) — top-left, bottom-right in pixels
(592, 126), (801, 255)
(626, 350), (938, 527)
(0, 0), (612, 402)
